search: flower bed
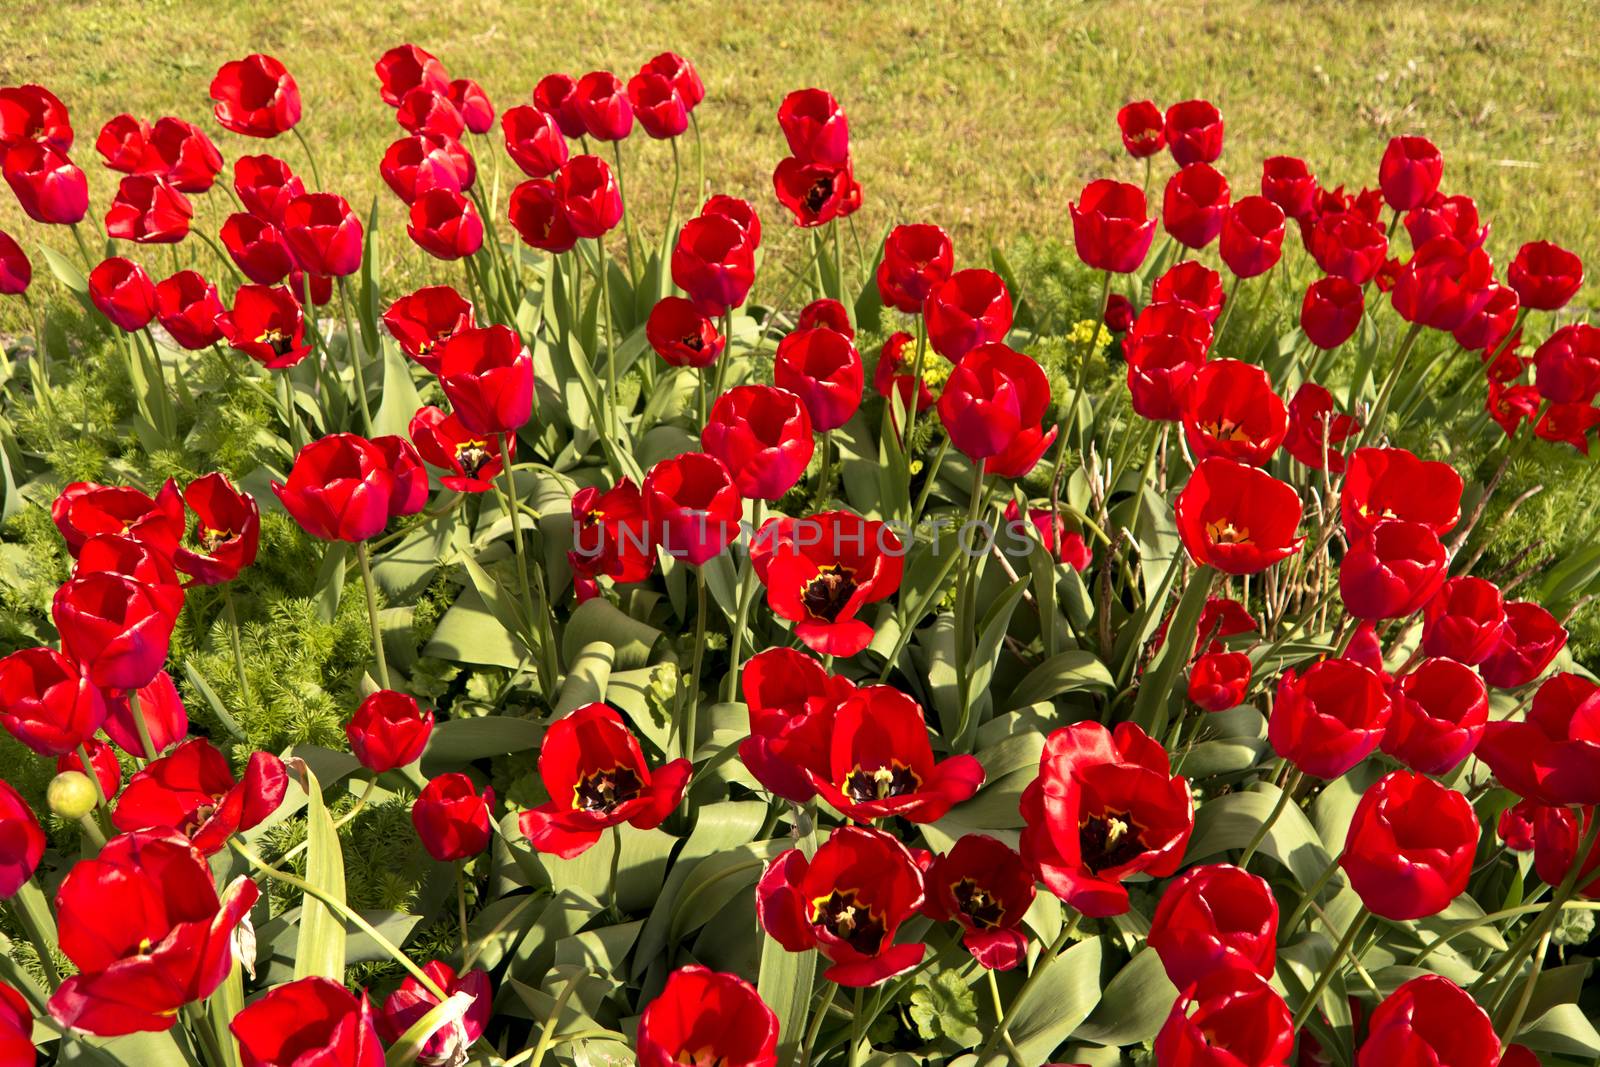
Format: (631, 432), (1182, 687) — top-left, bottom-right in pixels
(0, 40), (1598, 1067)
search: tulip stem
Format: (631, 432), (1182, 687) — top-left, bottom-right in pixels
(1239, 770), (1302, 870)
(981, 910), (1082, 1060)
(725, 499), (766, 702)
(682, 567), (709, 762)
(609, 141), (640, 284)
(901, 315), (930, 454)
(1357, 321), (1425, 451)
(1281, 851), (1344, 936)
(606, 824), (623, 920)
(228, 838), (449, 1001)
(128, 689), (160, 761)
(847, 987), (866, 1067)
(75, 742), (110, 814)
(355, 540), (391, 690)
(1497, 924), (1555, 1049)
(221, 584), (254, 713)
(76, 814), (106, 849)
(336, 278), (375, 436)
(816, 429), (833, 502)
(289, 125), (325, 191)
(799, 982), (839, 1067)
(455, 860), (472, 954)
(498, 436), (556, 704)
(1291, 907), (1369, 1031)
(595, 235), (619, 441)
(689, 111), (706, 201)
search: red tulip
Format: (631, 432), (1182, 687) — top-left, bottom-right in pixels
(1188, 650), (1252, 711)
(1391, 235), (1493, 332)
(1162, 162), (1231, 249)
(1116, 99), (1164, 157)
(145, 117), (222, 192)
(347, 689), (434, 774)
(737, 648), (851, 802)
(702, 194), (763, 248)
(1219, 194), (1285, 277)
(572, 71), (633, 141)
(1533, 400), (1600, 454)
(1452, 283), (1518, 353)
(1149, 863), (1277, 989)
(1175, 458), (1303, 574)
(0, 228), (30, 295)
(0, 647), (106, 756)
(554, 153), (623, 239)
(1003, 502), (1092, 570)
(48, 830), (258, 1036)
(1405, 192), (1487, 250)
(1181, 359), (1287, 466)
(1500, 1047), (1541, 1067)
(637, 965), (778, 1067)
(646, 53), (705, 110)
(671, 212), (756, 315)
(924, 834), (1036, 969)
(233, 154), (304, 223)
(112, 738), (285, 853)
(72, 532), (183, 617)
(754, 509), (904, 657)
(1509, 240), (1584, 311)
(2, 141), (88, 224)
(103, 670), (188, 757)
(1163, 99), (1224, 165)
(380, 133), (474, 203)
(627, 70), (688, 139)
(396, 87), (465, 140)
(500, 104), (568, 179)
(569, 479), (655, 585)
(1020, 721), (1193, 917)
(1477, 672), (1600, 806)
(772, 155), (858, 228)
(1260, 155), (1317, 220)
(703, 384), (815, 500)
(1340, 519), (1448, 620)
(51, 478), (184, 557)
(383, 285), (474, 373)
(58, 738), (123, 800)
(0, 779), (45, 900)
(1282, 382), (1360, 472)
(281, 193), (363, 277)
(377, 962), (491, 1065)
(219, 212), (294, 284)
(757, 825), (925, 986)
(1480, 600), (1567, 690)
(1422, 576), (1506, 665)
(1070, 179), (1157, 272)
(641, 452), (742, 566)
(938, 342), (1057, 478)
(1381, 657), (1488, 774)
(519, 703), (691, 858)
(507, 177), (577, 253)
(272, 433), (411, 542)
(0, 83), (71, 153)
(1154, 970), (1292, 1067)
(371, 435), (427, 519)
(1532, 805), (1600, 899)
(1103, 292), (1134, 332)
(777, 88), (849, 166)
(1124, 299), (1213, 419)
(436, 324), (533, 436)
(448, 78), (495, 134)
(103, 174), (191, 243)
(1339, 447), (1462, 538)
(412, 773), (493, 862)
(406, 186), (482, 260)
(51, 573), (175, 691)
(923, 268), (1013, 362)
(1153, 260), (1226, 323)
(873, 331), (936, 417)
(210, 54), (301, 137)
(1357, 976), (1498, 1067)
(217, 283), (309, 369)
(533, 73), (587, 139)
(1270, 657), (1391, 779)
(409, 405), (510, 493)
(1532, 323), (1600, 404)
(374, 44), (450, 108)
(876, 223), (954, 314)
(797, 297), (853, 338)
(1378, 135), (1444, 211)
(169, 472), (259, 586)
(231, 976), (385, 1067)
(646, 295), (724, 368)
(774, 326), (863, 431)
(1300, 275), (1364, 349)
(152, 269), (224, 349)
(1307, 211), (1389, 285)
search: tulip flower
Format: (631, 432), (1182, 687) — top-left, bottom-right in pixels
(637, 965), (778, 1067)
(231, 977), (386, 1066)
(1391, 235), (1493, 332)
(1532, 323), (1600, 404)
(233, 154), (304, 222)
(736, 649), (851, 802)
(772, 155), (858, 228)
(1378, 135), (1444, 211)
(281, 193), (363, 277)
(1116, 100), (1165, 157)
(1531, 805), (1600, 899)
(1421, 576), (1507, 665)
(777, 88), (850, 166)
(146, 117), (222, 192)
(703, 385), (815, 500)
(0, 83), (72, 153)
(103, 174), (192, 244)
(103, 670), (189, 757)
(1282, 382), (1360, 472)
(380, 133), (474, 203)
(757, 825), (926, 985)
(876, 223), (954, 313)
(518, 703), (691, 858)
(413, 772), (494, 862)
(574, 71), (634, 141)
(1162, 162), (1231, 249)
(938, 342), (1056, 477)
(219, 212), (295, 284)
(1270, 657), (1392, 780)
(2, 141), (88, 224)
(501, 104), (568, 178)
(347, 689), (434, 773)
(923, 268), (1014, 362)
(797, 297), (853, 337)
(1181, 359), (1287, 466)
(112, 737), (286, 853)
(642, 452), (741, 566)
(1124, 300), (1213, 420)
(396, 87), (466, 139)
(436, 324), (534, 436)
(1260, 155), (1317, 220)
(1153, 260), (1226, 323)
(1070, 179), (1157, 273)
(1308, 212), (1388, 285)
(1149, 863), (1277, 989)
(1020, 721), (1193, 917)
(569, 479), (655, 585)
(1358, 975), (1497, 1067)
(374, 44), (449, 107)
(210, 53), (301, 137)
(151, 269), (224, 349)
(383, 285), (474, 373)
(672, 212), (757, 315)
(1300, 275), (1364, 350)
(407, 186), (483, 259)
(218, 283), (310, 369)
(408, 405), (509, 493)
(1509, 240), (1584, 311)
(749, 511), (904, 656)
(1188, 650), (1252, 711)
(702, 194), (762, 248)
(1103, 292), (1134, 332)
(58, 738), (122, 800)
(873, 331), (936, 417)
(1154, 970), (1292, 1067)
(51, 479), (184, 558)
(923, 834), (1036, 969)
(51, 572), (176, 691)
(507, 177), (577, 253)
(1340, 447), (1463, 538)
(1405, 192), (1487, 249)
(554, 154), (625, 240)
(0, 646), (106, 756)
(1163, 99), (1224, 165)
(533, 73), (587, 138)
(166, 473), (258, 587)
(0, 779), (45, 897)
(448, 78), (495, 134)
(1175, 458), (1303, 574)
(1477, 671), (1600, 805)
(1219, 194), (1285, 277)
(646, 52), (706, 110)
(1381, 657), (1489, 774)
(1453, 283), (1518, 353)
(48, 830), (259, 1035)
(1340, 519), (1448, 620)
(773, 326), (863, 431)
(0, 230), (29, 295)
(1003, 501), (1092, 570)
(628, 70), (689, 139)
(377, 962), (491, 1065)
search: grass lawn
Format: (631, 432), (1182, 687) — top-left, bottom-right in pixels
(3, 0), (1597, 320)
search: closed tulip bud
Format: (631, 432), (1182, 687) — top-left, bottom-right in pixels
(281, 193), (364, 278)
(627, 70), (689, 139)
(938, 342), (1056, 478)
(2, 141), (89, 224)
(703, 385), (815, 500)
(554, 154), (623, 239)
(1378, 135), (1444, 211)
(1103, 292), (1134, 332)
(574, 71), (634, 141)
(1509, 240), (1584, 311)
(347, 690), (434, 773)
(1270, 658), (1390, 779)
(47, 771), (99, 821)
(774, 327), (863, 432)
(1162, 162), (1231, 249)
(1070, 179), (1157, 273)
(507, 177), (577, 253)
(407, 187), (483, 260)
(412, 773), (495, 861)
(436, 324), (534, 436)
(1163, 99), (1224, 165)
(447, 78), (495, 134)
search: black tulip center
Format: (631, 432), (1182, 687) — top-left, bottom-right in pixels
(801, 564), (857, 622)
(1079, 809), (1146, 873)
(813, 888), (886, 955)
(573, 766), (643, 813)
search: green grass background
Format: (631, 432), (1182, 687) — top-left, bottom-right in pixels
(3, 0), (1597, 316)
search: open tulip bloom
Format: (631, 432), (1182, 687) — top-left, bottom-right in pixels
(2, 43), (1600, 1067)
